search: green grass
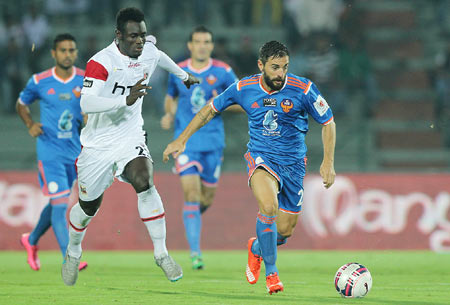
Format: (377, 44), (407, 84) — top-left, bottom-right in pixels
(0, 250), (449, 305)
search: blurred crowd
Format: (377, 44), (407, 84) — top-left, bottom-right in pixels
(1, 0), (449, 134)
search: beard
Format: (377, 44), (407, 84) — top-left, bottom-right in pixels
(263, 73), (285, 91)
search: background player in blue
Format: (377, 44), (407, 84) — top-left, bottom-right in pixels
(160, 26), (238, 269)
(16, 33), (87, 272)
(163, 41), (336, 294)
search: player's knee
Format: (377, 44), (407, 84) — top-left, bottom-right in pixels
(132, 174), (152, 193)
(79, 200), (100, 217)
(259, 201), (278, 216)
(184, 189), (200, 202)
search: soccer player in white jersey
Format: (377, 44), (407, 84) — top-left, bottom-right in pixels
(61, 7), (199, 286)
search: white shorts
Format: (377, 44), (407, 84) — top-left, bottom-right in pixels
(77, 136), (152, 201)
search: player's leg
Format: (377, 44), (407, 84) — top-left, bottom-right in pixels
(276, 211), (299, 246)
(180, 174), (203, 269)
(250, 168), (279, 277)
(123, 156), (182, 281)
(63, 147), (110, 286)
(21, 201), (51, 271)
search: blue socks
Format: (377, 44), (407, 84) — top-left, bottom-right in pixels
(183, 201), (201, 256)
(251, 215), (290, 276)
(29, 202), (52, 245)
(51, 203), (69, 257)
(255, 212), (278, 276)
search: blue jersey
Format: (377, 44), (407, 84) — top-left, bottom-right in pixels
(167, 58), (237, 152)
(19, 67), (85, 163)
(212, 73), (333, 165)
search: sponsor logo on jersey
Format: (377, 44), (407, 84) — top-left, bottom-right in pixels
(313, 95), (329, 116)
(128, 62), (141, 68)
(190, 87), (206, 113)
(263, 98), (277, 107)
(83, 79), (93, 88)
(262, 110), (281, 136)
(281, 99), (293, 113)
(112, 82), (133, 95)
(58, 93), (72, 101)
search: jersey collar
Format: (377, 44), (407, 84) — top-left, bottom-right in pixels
(187, 58), (212, 74)
(52, 67), (76, 84)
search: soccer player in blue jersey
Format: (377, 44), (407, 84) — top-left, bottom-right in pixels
(160, 26), (238, 269)
(163, 41), (336, 294)
(17, 33), (87, 272)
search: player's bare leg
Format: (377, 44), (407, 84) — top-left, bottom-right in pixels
(125, 157), (182, 281)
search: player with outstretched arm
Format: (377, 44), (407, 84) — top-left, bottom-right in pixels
(163, 41), (336, 294)
(61, 7), (199, 286)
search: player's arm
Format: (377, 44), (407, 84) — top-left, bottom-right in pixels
(16, 100), (43, 137)
(157, 51), (200, 88)
(163, 104), (217, 162)
(160, 94), (178, 130)
(320, 119), (336, 189)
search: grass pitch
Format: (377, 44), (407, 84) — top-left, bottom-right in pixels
(0, 250), (449, 305)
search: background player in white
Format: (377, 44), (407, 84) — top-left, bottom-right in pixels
(160, 26), (238, 269)
(61, 7), (199, 286)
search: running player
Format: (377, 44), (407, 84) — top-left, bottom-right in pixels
(61, 8), (199, 286)
(163, 41), (336, 294)
(160, 25), (238, 269)
(17, 33), (88, 272)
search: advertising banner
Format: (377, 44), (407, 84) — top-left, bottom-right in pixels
(0, 172), (448, 252)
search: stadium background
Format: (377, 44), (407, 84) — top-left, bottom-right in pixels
(0, 0), (449, 253)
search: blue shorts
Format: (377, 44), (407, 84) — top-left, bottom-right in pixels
(38, 160), (77, 200)
(175, 150), (223, 187)
(244, 151), (306, 214)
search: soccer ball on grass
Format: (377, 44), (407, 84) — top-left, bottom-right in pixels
(334, 262), (372, 298)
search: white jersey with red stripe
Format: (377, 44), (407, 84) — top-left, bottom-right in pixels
(80, 40), (187, 148)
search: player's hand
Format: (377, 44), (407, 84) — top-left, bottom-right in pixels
(126, 77), (152, 106)
(160, 113), (173, 130)
(183, 73), (200, 89)
(163, 139), (186, 163)
(28, 122), (43, 137)
(320, 161), (335, 189)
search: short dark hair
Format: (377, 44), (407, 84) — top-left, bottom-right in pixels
(189, 25), (213, 41)
(259, 41), (289, 64)
(116, 7), (145, 33)
(53, 33), (76, 50)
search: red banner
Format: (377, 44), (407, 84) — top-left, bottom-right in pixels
(0, 172), (449, 252)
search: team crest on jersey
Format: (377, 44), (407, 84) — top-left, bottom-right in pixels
(281, 99), (293, 113)
(72, 86), (81, 98)
(206, 74), (217, 85)
(263, 98), (277, 107)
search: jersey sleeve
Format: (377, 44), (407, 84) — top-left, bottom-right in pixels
(18, 77), (39, 105)
(303, 81), (334, 125)
(81, 59), (109, 96)
(80, 58), (127, 113)
(210, 81), (239, 113)
(166, 73), (179, 98)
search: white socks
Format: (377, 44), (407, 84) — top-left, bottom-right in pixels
(138, 186), (168, 259)
(67, 203), (94, 258)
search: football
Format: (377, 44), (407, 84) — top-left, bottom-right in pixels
(334, 262), (372, 298)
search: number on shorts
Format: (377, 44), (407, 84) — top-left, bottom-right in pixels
(297, 189), (304, 206)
